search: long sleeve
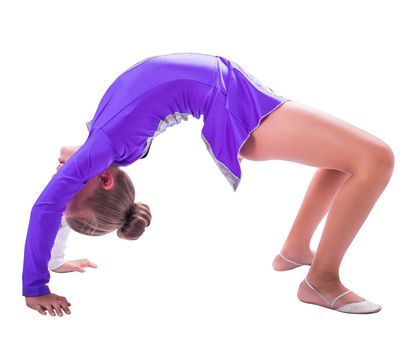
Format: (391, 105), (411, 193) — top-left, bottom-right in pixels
(22, 128), (116, 297)
(48, 216), (71, 271)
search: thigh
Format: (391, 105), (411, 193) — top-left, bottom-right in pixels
(239, 100), (388, 174)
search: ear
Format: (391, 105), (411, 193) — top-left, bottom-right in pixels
(98, 171), (115, 190)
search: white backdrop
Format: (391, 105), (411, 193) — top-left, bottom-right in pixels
(1, 0), (417, 348)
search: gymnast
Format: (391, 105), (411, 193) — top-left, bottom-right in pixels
(22, 52), (394, 316)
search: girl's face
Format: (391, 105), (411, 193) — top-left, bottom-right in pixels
(63, 177), (100, 218)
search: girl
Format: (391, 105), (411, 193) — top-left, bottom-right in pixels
(23, 52), (394, 317)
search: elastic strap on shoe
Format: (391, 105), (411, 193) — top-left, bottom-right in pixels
(331, 290), (353, 310)
(304, 277), (332, 306)
(278, 252), (303, 266)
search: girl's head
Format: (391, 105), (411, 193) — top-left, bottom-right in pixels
(64, 166), (151, 240)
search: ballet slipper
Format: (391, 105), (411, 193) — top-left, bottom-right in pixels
(301, 276), (382, 314)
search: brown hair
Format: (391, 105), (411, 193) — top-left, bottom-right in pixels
(65, 168), (152, 240)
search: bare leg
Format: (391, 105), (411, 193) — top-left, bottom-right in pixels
(273, 168), (351, 271)
(239, 100), (394, 309)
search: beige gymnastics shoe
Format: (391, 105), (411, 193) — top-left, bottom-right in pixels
(299, 276), (382, 314)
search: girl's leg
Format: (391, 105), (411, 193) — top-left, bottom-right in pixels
(273, 168), (351, 271)
(239, 100), (394, 308)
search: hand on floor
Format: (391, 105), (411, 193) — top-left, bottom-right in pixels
(52, 259), (98, 273)
(25, 293), (72, 317)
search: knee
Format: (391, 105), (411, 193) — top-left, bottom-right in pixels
(357, 142), (395, 182)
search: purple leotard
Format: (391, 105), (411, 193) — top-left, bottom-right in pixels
(22, 52), (290, 297)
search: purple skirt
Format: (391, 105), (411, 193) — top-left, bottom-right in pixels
(86, 53), (291, 191)
(200, 55), (290, 191)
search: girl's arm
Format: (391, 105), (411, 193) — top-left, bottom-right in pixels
(22, 128), (116, 297)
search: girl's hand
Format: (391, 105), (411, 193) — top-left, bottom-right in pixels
(25, 293), (72, 317)
(52, 259), (98, 273)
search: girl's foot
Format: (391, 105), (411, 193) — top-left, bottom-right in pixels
(297, 275), (381, 313)
(272, 247), (315, 271)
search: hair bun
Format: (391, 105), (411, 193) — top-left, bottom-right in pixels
(117, 202), (152, 240)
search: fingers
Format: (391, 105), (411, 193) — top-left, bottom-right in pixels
(87, 260), (98, 268)
(52, 301), (65, 317)
(80, 259), (98, 269)
(44, 304), (57, 317)
(56, 295), (72, 314)
(52, 303), (63, 317)
(57, 295), (71, 306)
(35, 305), (47, 316)
(59, 301), (72, 315)
(62, 258), (98, 273)
(41, 302), (70, 317)
(45, 296), (72, 317)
